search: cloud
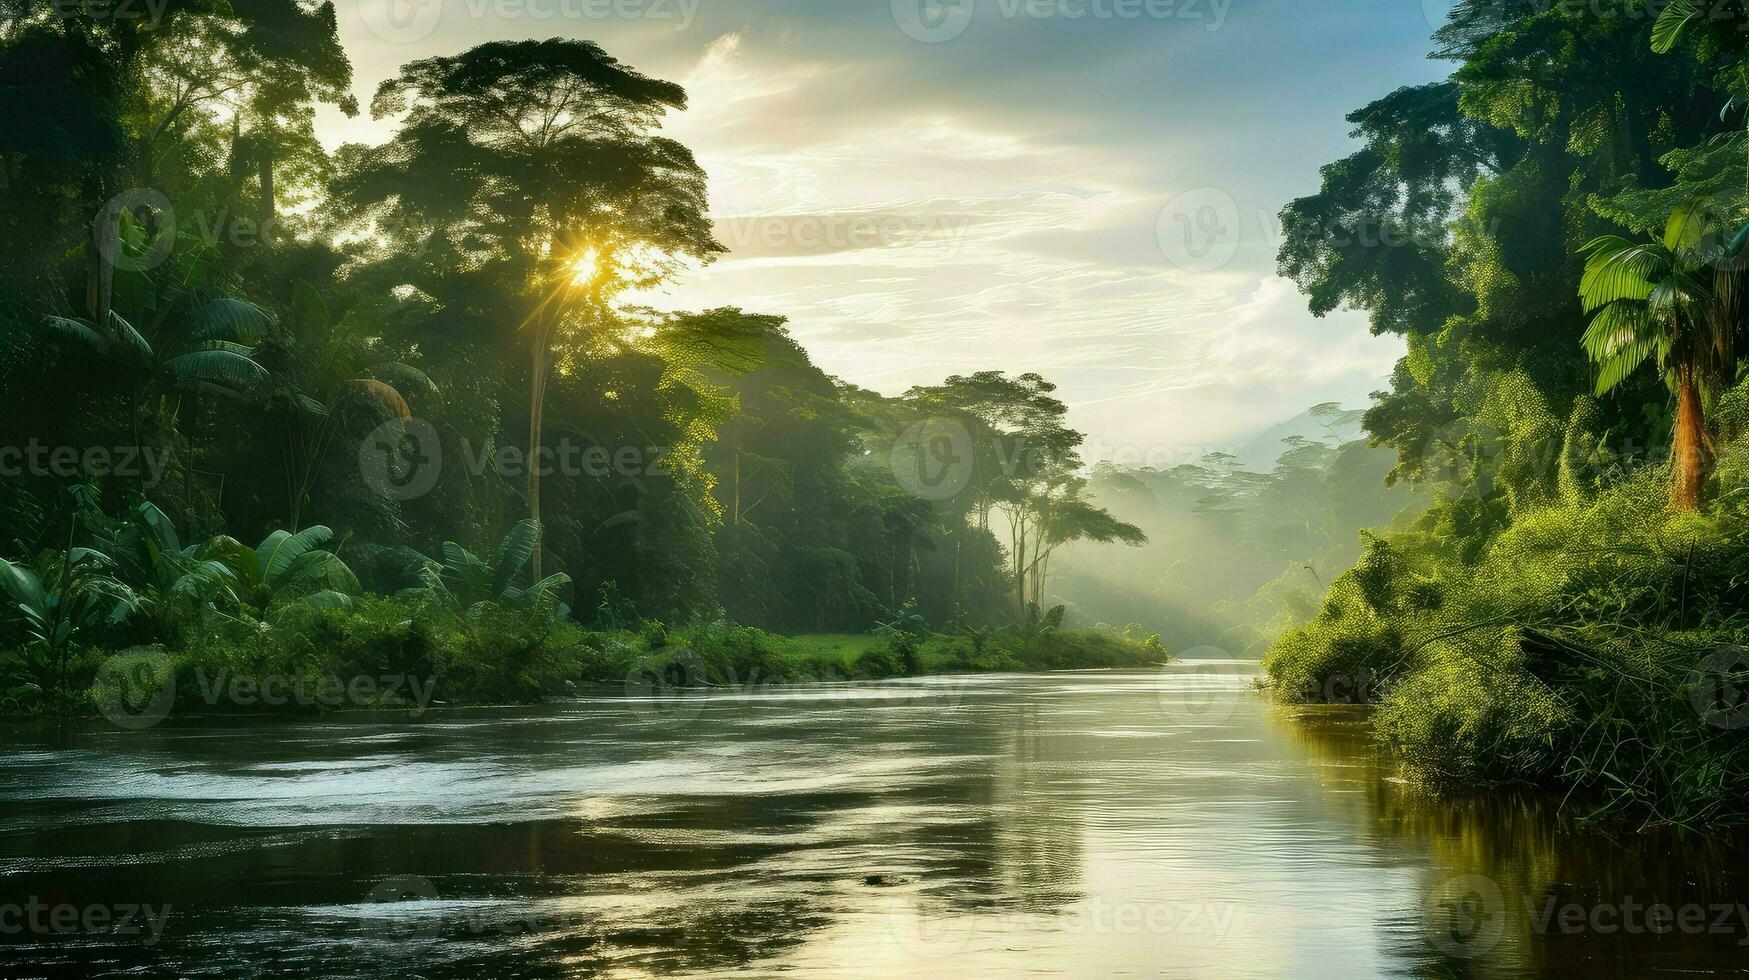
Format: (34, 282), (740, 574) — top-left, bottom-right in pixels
(322, 0), (1441, 447)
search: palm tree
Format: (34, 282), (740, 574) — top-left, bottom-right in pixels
(198, 525), (360, 615)
(406, 520), (571, 615)
(38, 301), (269, 438)
(1577, 202), (1749, 508)
(0, 547), (137, 690)
(35, 212), (272, 491)
(97, 502), (240, 636)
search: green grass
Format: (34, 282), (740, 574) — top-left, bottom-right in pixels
(1261, 442), (1749, 828)
(1, 606), (1168, 721)
(768, 633), (886, 671)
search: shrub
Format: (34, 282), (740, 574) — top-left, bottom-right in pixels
(1265, 445), (1749, 825)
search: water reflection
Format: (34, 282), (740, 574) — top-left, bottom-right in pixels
(0, 664), (1744, 977)
(1277, 704), (1749, 978)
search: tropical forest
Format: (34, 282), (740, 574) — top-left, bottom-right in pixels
(4, 0), (1749, 977)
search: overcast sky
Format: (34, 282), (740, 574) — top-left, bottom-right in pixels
(318, 0), (1452, 462)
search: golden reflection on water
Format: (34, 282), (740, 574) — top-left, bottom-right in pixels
(1273, 702), (1749, 978)
(3, 666), (1748, 978)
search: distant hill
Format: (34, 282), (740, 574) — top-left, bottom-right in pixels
(1235, 402), (1366, 472)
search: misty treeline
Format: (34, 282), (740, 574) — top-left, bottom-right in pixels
(1265, 0), (1749, 825)
(0, 6), (1154, 705)
(1049, 404), (1421, 656)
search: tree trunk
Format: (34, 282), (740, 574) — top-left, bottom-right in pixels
(1671, 362), (1712, 510)
(529, 337), (548, 579)
(86, 179), (116, 323)
(258, 140), (275, 244)
(950, 529), (961, 610)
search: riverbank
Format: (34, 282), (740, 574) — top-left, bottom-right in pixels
(0, 596), (1167, 723)
(1261, 452), (1749, 829)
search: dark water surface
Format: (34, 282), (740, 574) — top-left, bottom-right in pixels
(3, 662), (1748, 978)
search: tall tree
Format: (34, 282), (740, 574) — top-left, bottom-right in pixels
(1577, 202), (1749, 508)
(336, 39), (721, 577)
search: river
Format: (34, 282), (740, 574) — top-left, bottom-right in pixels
(3, 661), (1747, 977)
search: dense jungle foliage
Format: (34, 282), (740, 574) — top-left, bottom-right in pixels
(1267, 0), (1749, 826)
(0, 8), (1162, 714)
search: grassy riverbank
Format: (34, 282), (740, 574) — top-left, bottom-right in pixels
(1, 598), (1167, 721)
(1263, 443), (1749, 829)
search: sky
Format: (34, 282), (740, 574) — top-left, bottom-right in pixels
(317, 0), (1454, 464)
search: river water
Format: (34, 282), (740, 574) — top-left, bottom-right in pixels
(3, 662), (1747, 978)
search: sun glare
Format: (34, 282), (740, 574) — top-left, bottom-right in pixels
(568, 249), (600, 285)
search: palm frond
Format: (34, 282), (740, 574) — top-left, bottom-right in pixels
(258, 526), (335, 589)
(1583, 303), (1663, 395)
(39, 315), (111, 354)
(367, 362), (438, 398)
(1578, 241), (1666, 312)
(337, 378), (411, 420)
(105, 311), (154, 367)
(0, 557), (47, 612)
(163, 349), (268, 391)
(491, 520), (540, 600)
(135, 501), (182, 555)
(189, 299), (272, 343)
(281, 550), (360, 596)
(1651, 0), (1702, 54)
